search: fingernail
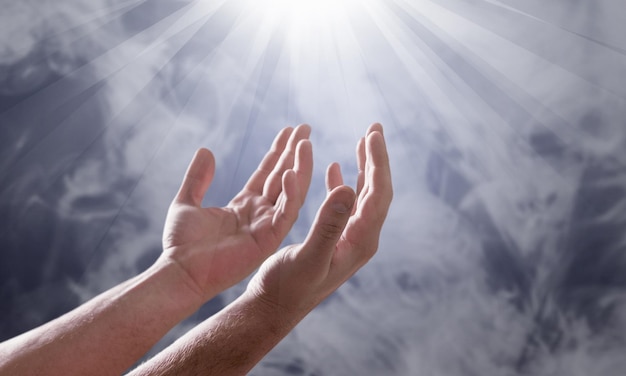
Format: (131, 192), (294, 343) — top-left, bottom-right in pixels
(332, 198), (353, 214)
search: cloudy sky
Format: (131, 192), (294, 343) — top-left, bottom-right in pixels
(1, 0), (626, 374)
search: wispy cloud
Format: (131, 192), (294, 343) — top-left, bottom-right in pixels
(2, 0), (626, 374)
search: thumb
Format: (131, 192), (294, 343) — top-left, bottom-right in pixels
(299, 186), (355, 264)
(175, 148), (215, 206)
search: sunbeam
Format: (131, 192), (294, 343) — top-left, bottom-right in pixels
(2, 0), (626, 374)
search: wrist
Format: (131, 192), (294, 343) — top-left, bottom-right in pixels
(240, 287), (309, 332)
(142, 256), (209, 316)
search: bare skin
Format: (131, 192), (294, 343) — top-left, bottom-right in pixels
(130, 123), (393, 376)
(0, 124), (393, 376)
(161, 124), (314, 299)
(0, 124), (313, 376)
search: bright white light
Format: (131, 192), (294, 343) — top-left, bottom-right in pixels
(264, 0), (357, 23)
(249, 0), (363, 47)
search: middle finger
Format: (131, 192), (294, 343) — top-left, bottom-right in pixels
(263, 124), (311, 202)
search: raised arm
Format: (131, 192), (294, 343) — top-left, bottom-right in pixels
(0, 125), (313, 376)
(129, 123), (393, 376)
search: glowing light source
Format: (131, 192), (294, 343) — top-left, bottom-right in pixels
(248, 0), (363, 47)
(263, 0), (358, 23)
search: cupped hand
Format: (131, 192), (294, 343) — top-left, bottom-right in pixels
(246, 123), (393, 318)
(160, 125), (313, 300)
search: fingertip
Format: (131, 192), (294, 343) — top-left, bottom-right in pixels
(177, 147), (215, 205)
(280, 169), (299, 214)
(189, 147), (214, 176)
(326, 163), (343, 192)
(366, 131), (388, 165)
(363, 130), (393, 209)
(357, 137), (365, 151)
(367, 130), (384, 145)
(294, 123), (312, 139)
(327, 162), (340, 173)
(299, 122), (311, 132)
(296, 138), (312, 156)
(279, 126), (295, 139)
(295, 139), (313, 173)
(272, 126), (294, 150)
(195, 147), (214, 162)
(329, 186), (356, 214)
(282, 167), (296, 178)
(301, 185), (355, 261)
(366, 125), (387, 156)
(282, 168), (298, 197)
(367, 123), (383, 136)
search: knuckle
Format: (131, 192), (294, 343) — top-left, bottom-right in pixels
(317, 220), (344, 242)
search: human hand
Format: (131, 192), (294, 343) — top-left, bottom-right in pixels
(159, 125), (313, 301)
(246, 123), (393, 318)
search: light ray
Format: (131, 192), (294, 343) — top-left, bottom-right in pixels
(226, 25), (290, 194)
(370, 1), (582, 183)
(487, 0), (626, 54)
(429, 0), (626, 99)
(398, 0), (626, 158)
(82, 35), (224, 274)
(391, 2), (567, 158)
(344, 3), (426, 182)
(0, 0), (196, 117)
(0, 1), (241, 238)
(0, 0), (148, 69)
(0, 0), (231, 180)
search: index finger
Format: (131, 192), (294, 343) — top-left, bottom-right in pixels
(341, 129), (393, 258)
(364, 129), (392, 210)
(243, 127), (293, 194)
(175, 148), (216, 206)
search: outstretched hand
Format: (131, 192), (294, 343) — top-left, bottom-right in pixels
(247, 123), (393, 318)
(160, 125), (313, 300)
(0, 123), (391, 376)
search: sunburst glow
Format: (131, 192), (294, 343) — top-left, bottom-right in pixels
(2, 0), (626, 374)
(262, 0), (358, 24)
(247, 0), (372, 47)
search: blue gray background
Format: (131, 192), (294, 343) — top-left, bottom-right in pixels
(1, 0), (626, 374)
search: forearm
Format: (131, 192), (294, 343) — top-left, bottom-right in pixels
(128, 291), (304, 376)
(0, 258), (205, 376)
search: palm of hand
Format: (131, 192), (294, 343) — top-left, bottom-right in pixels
(248, 124), (392, 316)
(164, 196), (284, 293)
(161, 125), (312, 299)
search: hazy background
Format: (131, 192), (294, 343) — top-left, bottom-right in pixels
(1, 0), (626, 374)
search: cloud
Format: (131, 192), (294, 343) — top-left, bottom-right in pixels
(3, 0), (626, 374)
(0, 0), (244, 326)
(251, 0), (626, 373)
